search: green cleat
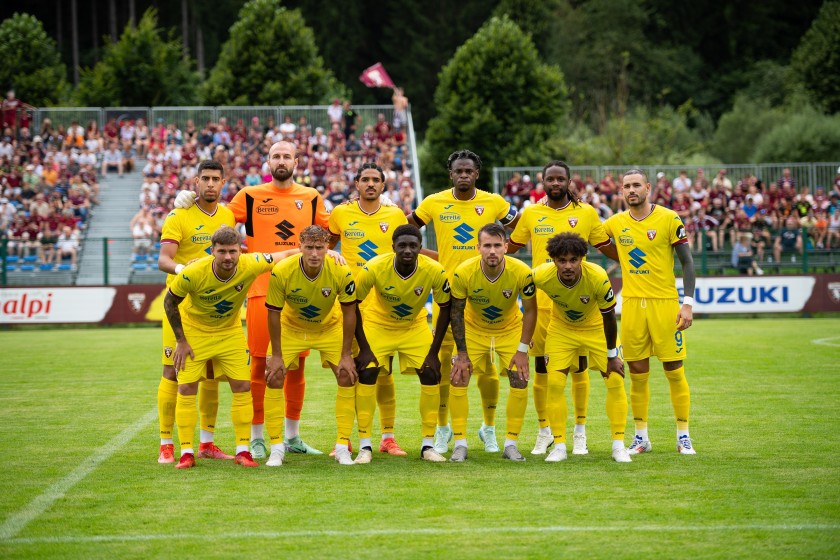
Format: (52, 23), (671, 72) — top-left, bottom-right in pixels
(250, 438), (268, 460)
(284, 436), (324, 455)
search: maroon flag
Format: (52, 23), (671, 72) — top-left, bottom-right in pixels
(359, 63), (396, 89)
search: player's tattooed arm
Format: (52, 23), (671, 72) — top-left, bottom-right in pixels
(450, 297), (467, 353)
(163, 291), (186, 342)
(675, 242), (695, 330)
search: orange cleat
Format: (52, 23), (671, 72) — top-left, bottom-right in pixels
(175, 452), (196, 469)
(378, 438), (407, 456)
(234, 451), (259, 467)
(197, 442), (234, 460)
(158, 444), (175, 464)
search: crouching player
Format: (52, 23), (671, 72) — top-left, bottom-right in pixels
(532, 232), (630, 463)
(353, 224), (452, 463)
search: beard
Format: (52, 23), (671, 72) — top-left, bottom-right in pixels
(546, 188), (567, 201)
(272, 166), (294, 182)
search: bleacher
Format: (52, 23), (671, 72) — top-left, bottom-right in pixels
(128, 242), (166, 284)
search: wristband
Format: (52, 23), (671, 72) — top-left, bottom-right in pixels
(517, 342), (530, 353)
(607, 348), (618, 359)
(174, 264), (185, 275)
(683, 296), (695, 307)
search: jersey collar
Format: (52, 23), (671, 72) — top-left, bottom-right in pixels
(392, 255), (417, 280)
(299, 256), (323, 282)
(212, 260), (238, 282)
(357, 200), (382, 216)
(629, 204), (657, 222)
(449, 188), (477, 202)
(480, 258), (506, 283)
(557, 269), (581, 289)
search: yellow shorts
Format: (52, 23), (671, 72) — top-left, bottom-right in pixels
(271, 322), (343, 370)
(179, 327), (250, 384)
(620, 297), (686, 362)
(162, 314), (176, 366)
(545, 324), (620, 373)
(366, 320), (433, 375)
(530, 292), (553, 356)
(466, 326), (521, 375)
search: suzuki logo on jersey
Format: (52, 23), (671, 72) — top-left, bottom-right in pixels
(414, 286), (424, 296)
(568, 217), (578, 228)
(564, 309), (584, 321)
(453, 223), (475, 244)
(628, 247), (647, 269)
(358, 240), (379, 261)
(275, 220), (295, 240)
(379, 222), (390, 233)
(321, 287), (332, 297)
(214, 300), (234, 315)
(294, 200), (303, 210)
(392, 303), (413, 318)
(647, 229), (657, 240)
(300, 305), (321, 319)
(204, 246), (212, 255)
(475, 206), (484, 216)
(481, 305), (503, 321)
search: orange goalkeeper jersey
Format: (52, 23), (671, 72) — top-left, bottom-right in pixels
(228, 181), (330, 298)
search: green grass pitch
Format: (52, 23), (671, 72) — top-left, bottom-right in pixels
(0, 317), (838, 559)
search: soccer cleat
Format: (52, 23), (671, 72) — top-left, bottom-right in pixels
(677, 435), (697, 455)
(478, 425), (500, 452)
(285, 436), (324, 455)
(235, 451), (259, 467)
(250, 438), (268, 460)
(433, 425), (453, 454)
(627, 435), (653, 455)
(502, 445), (526, 462)
(449, 445), (468, 463)
(421, 446), (447, 462)
(175, 453), (196, 469)
(545, 446), (568, 463)
(612, 446), (632, 463)
(197, 442), (234, 460)
(266, 448), (285, 467)
(572, 433), (589, 455)
(158, 444), (175, 464)
(379, 438), (407, 456)
(334, 447), (355, 465)
(329, 440), (353, 457)
(354, 448), (373, 464)
(531, 433), (554, 455)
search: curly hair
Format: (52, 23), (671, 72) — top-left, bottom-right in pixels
(354, 162), (385, 183)
(299, 225), (330, 245)
(546, 232), (588, 259)
(447, 149), (482, 171)
(392, 223), (423, 243)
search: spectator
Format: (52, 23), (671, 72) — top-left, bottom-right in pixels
(811, 210), (829, 249)
(689, 208), (719, 251)
(101, 142), (125, 177)
(374, 113), (391, 144)
(38, 209), (62, 263)
(794, 186), (813, 218)
(392, 87), (408, 129)
(399, 177), (415, 213)
(130, 209), (155, 256)
(529, 180), (546, 205)
(54, 224), (80, 268)
(732, 232), (764, 276)
(773, 217), (803, 263)
(0, 196), (14, 230)
(712, 169), (733, 196)
(342, 101), (359, 139)
(778, 168), (797, 191)
(279, 115), (296, 140)
(827, 197), (840, 249)
(327, 98), (344, 125)
(672, 169), (691, 195)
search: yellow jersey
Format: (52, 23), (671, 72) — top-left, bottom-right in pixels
(413, 188), (516, 277)
(328, 201), (408, 276)
(450, 255), (536, 332)
(603, 205), (687, 299)
(159, 204), (235, 286)
(169, 252), (275, 332)
(265, 255), (356, 331)
(532, 260), (616, 329)
(355, 253), (451, 327)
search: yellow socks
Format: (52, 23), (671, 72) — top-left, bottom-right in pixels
(356, 383), (377, 440)
(157, 377), (178, 441)
(629, 371), (650, 431)
(476, 372), (499, 427)
(665, 366), (691, 431)
(419, 385), (441, 440)
(230, 391), (253, 450)
(604, 372), (628, 441)
(438, 346), (453, 426)
(175, 392), (197, 452)
(376, 373), (396, 434)
(264, 386), (285, 446)
(547, 371), (568, 444)
(449, 386), (469, 441)
(505, 387), (528, 442)
(533, 372), (549, 430)
(571, 370), (589, 428)
(197, 379), (219, 434)
(335, 386), (356, 446)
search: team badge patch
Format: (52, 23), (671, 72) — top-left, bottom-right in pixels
(502, 289), (513, 299)
(647, 229), (657, 240)
(414, 286), (424, 296)
(294, 200), (303, 210)
(380, 222), (390, 233)
(475, 206), (485, 216)
(164, 347), (173, 358)
(568, 217), (578, 228)
(580, 295), (590, 304)
(234, 282), (244, 292)
(321, 287), (332, 297)
(829, 282), (840, 304)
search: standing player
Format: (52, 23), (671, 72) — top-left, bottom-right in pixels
(328, 162), (409, 456)
(353, 224), (453, 463)
(533, 232), (630, 463)
(507, 160), (618, 456)
(156, 160), (235, 464)
(449, 224), (537, 461)
(164, 227), (292, 469)
(176, 140), (329, 459)
(603, 169), (697, 455)
(407, 150), (519, 454)
(264, 226), (358, 466)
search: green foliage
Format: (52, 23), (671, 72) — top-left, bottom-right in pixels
(201, 0), (347, 105)
(753, 110), (840, 163)
(75, 9), (198, 106)
(0, 13), (68, 106)
(493, 0), (565, 56)
(422, 16), (568, 190)
(791, 1), (840, 114)
(710, 96), (786, 163)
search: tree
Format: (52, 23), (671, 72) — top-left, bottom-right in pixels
(201, 0), (346, 105)
(75, 9), (198, 106)
(0, 13), (69, 106)
(709, 96), (785, 163)
(422, 16), (568, 191)
(753, 110), (840, 163)
(791, 1), (840, 114)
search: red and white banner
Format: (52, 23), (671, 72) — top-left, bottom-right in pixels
(359, 63), (395, 89)
(0, 287), (117, 323)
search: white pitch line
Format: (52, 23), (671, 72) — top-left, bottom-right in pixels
(812, 336), (840, 347)
(5, 524), (840, 545)
(0, 408), (157, 541)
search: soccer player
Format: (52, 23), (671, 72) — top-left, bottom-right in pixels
(507, 160), (618, 456)
(407, 150), (519, 454)
(176, 140), (329, 459)
(156, 160), (235, 464)
(328, 162), (409, 456)
(449, 223), (537, 461)
(264, 226), (359, 466)
(164, 227), (291, 469)
(353, 224), (453, 463)
(603, 169), (697, 455)
(532, 232), (630, 463)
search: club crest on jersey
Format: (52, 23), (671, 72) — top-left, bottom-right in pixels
(414, 286), (424, 296)
(164, 347), (173, 358)
(234, 282), (245, 292)
(502, 289), (513, 299)
(294, 199), (303, 210)
(475, 206), (485, 216)
(568, 217), (578, 228)
(321, 287), (332, 297)
(380, 222), (390, 233)
(580, 295), (590, 304)
(647, 229), (657, 240)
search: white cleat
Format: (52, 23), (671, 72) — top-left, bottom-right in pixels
(334, 447), (356, 465)
(478, 424), (500, 452)
(572, 433), (588, 455)
(627, 435), (652, 455)
(677, 435), (697, 455)
(545, 446), (568, 463)
(433, 425), (453, 454)
(612, 446), (632, 463)
(266, 447), (285, 467)
(531, 433), (554, 455)
(421, 447), (447, 462)
(354, 448), (373, 464)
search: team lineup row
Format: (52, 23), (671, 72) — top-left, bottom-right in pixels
(154, 142), (697, 469)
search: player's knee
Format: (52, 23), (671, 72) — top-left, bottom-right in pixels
(162, 365), (177, 381)
(358, 367), (380, 386)
(535, 356), (547, 374)
(663, 360), (683, 372)
(178, 382), (198, 396)
(417, 366), (441, 386)
(336, 371), (355, 387)
(229, 379), (251, 393)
